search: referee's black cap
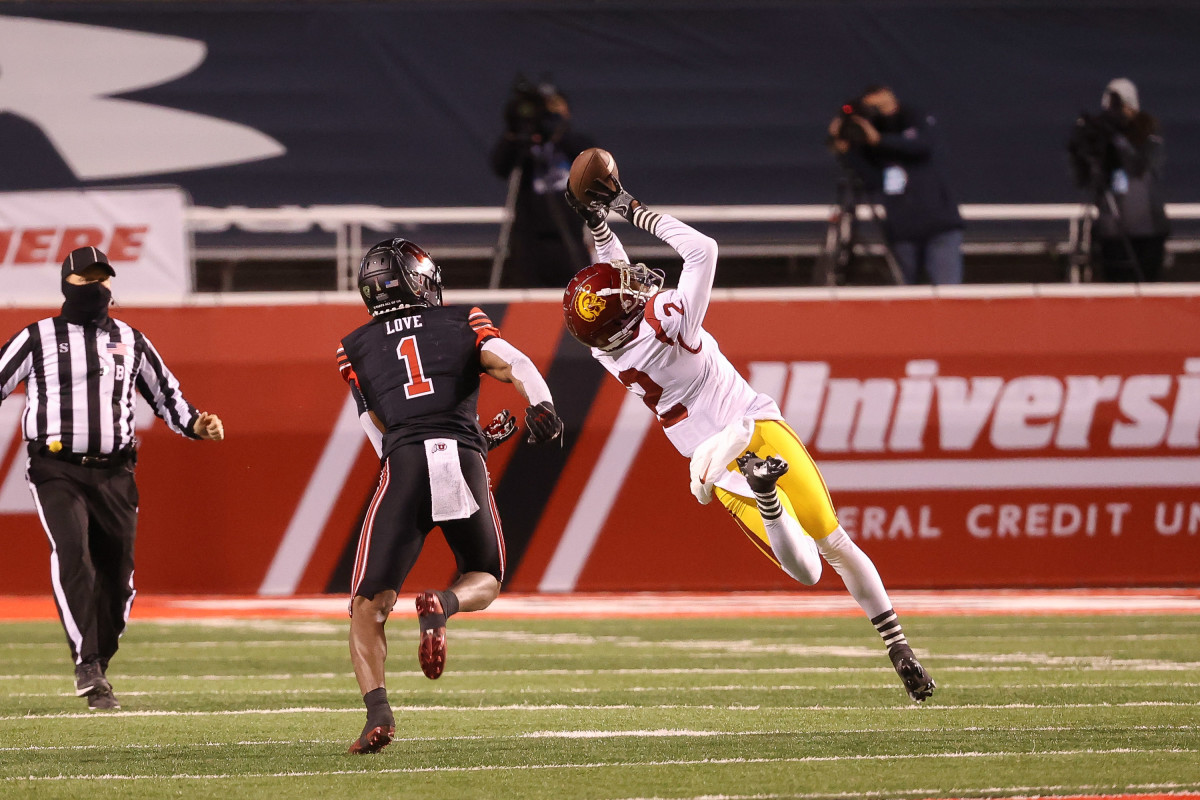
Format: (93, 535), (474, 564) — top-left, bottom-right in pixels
(61, 247), (117, 279)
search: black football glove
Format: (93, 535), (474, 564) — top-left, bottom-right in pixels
(525, 401), (563, 445)
(564, 189), (608, 228)
(583, 175), (638, 221)
(482, 409), (517, 451)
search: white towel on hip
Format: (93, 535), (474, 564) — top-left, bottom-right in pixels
(688, 416), (756, 505)
(426, 438), (480, 521)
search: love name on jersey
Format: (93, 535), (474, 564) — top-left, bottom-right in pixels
(385, 316), (423, 335)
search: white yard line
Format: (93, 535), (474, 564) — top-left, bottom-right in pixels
(6, 681), (1200, 699)
(7, 700), (1199, 721)
(0, 640), (349, 650)
(4, 661), (1200, 682)
(607, 784), (1200, 800)
(3, 630), (1197, 651)
(146, 589), (1200, 618)
(3, 725), (1195, 753)
(3, 747), (1196, 782)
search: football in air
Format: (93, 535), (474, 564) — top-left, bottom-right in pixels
(568, 148), (619, 203)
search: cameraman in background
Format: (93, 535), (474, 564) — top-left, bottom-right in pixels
(828, 86), (963, 285)
(1068, 78), (1169, 282)
(490, 77), (597, 288)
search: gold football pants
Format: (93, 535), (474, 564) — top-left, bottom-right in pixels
(715, 420), (839, 566)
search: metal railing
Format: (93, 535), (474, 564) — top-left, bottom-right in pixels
(187, 203), (1200, 290)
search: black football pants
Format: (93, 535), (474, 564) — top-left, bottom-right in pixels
(26, 453), (139, 668)
(350, 444), (504, 603)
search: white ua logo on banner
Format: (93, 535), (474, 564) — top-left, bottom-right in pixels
(0, 17), (285, 179)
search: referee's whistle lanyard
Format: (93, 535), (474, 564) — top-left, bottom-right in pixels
(60, 281), (113, 327)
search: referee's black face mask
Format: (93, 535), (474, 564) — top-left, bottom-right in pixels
(60, 279), (113, 326)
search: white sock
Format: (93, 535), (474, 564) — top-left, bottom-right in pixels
(815, 527), (893, 619)
(752, 489), (822, 585)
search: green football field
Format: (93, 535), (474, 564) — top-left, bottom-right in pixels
(1, 611), (1198, 800)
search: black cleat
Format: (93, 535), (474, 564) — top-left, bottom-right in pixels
(74, 661), (105, 697)
(892, 651), (936, 702)
(87, 684), (120, 711)
(736, 453), (789, 494)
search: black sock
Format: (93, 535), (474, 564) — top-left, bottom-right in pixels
(363, 687), (393, 727)
(437, 590), (460, 617)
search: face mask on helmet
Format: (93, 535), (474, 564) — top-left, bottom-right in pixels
(358, 239), (443, 316)
(563, 260), (664, 350)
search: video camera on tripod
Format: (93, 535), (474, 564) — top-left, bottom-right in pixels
(818, 94), (903, 286)
(1065, 88), (1142, 282)
(826, 97), (883, 149)
(503, 74), (565, 144)
(1068, 90), (1128, 192)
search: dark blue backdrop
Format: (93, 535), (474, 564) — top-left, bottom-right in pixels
(3, 1), (1197, 209)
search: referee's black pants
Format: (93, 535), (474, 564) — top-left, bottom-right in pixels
(26, 452), (139, 669)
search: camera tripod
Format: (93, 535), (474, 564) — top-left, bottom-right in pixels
(814, 174), (905, 286)
(489, 162), (523, 289)
(488, 154), (593, 289)
(1065, 143), (1146, 283)
(1066, 184), (1145, 283)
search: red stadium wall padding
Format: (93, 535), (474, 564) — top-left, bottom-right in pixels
(1, 292), (1198, 595)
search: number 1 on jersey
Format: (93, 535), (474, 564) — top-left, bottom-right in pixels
(396, 336), (434, 399)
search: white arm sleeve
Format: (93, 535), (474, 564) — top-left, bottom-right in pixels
(587, 220), (629, 265)
(481, 338), (553, 407)
(631, 208), (718, 347)
(348, 383), (383, 457)
(359, 412), (383, 457)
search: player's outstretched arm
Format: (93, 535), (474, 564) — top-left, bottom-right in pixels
(565, 189), (629, 266)
(479, 339), (563, 444)
(585, 173), (718, 342)
(627, 203), (718, 347)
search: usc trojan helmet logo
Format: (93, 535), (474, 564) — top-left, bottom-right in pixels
(562, 261), (664, 350)
(573, 284), (607, 322)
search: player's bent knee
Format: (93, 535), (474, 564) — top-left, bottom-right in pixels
(353, 590), (397, 621)
(779, 551), (822, 586)
(475, 574), (502, 608)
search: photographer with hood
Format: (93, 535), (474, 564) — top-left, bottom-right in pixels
(1068, 78), (1169, 282)
(828, 86), (964, 285)
(490, 77), (597, 288)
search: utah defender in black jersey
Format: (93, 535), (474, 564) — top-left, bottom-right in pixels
(337, 238), (562, 755)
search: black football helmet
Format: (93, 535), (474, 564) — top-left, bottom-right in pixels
(358, 238), (443, 315)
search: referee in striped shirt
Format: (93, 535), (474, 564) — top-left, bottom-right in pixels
(0, 247), (224, 710)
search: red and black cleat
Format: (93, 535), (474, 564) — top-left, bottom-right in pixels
(416, 590), (448, 679)
(347, 724), (395, 755)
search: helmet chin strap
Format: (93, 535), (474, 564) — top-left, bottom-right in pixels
(597, 309), (647, 351)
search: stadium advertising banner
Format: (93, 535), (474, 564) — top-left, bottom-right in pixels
(0, 292), (1197, 595)
(0, 188), (190, 301)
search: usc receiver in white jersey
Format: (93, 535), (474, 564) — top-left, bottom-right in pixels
(587, 212), (780, 470)
(562, 179), (935, 704)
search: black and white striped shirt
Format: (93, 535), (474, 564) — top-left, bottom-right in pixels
(0, 316), (200, 455)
